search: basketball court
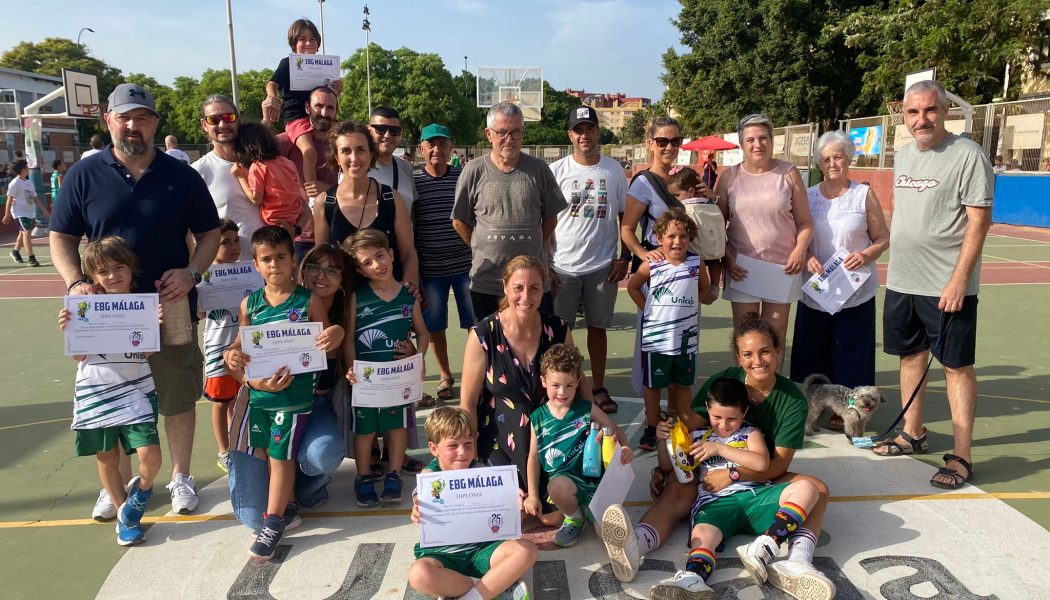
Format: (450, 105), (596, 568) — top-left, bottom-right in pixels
(1, 222), (1049, 599)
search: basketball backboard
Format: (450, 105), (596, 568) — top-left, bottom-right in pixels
(904, 67), (936, 95)
(62, 69), (101, 117)
(476, 67), (543, 122)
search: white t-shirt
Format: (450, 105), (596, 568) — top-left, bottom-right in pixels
(72, 352), (157, 429)
(166, 148), (191, 163)
(6, 177), (38, 219)
(549, 154), (628, 275)
(368, 156), (417, 210)
(80, 148), (102, 159)
(192, 151), (265, 256)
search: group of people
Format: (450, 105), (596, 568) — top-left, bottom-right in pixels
(40, 14), (996, 597)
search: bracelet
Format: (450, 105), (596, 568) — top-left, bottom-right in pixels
(66, 278), (90, 294)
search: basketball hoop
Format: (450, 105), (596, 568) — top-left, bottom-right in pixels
(80, 103), (107, 121)
(887, 101), (904, 126)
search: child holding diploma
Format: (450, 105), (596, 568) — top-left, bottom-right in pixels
(525, 344), (633, 547)
(200, 218), (243, 473)
(224, 226), (344, 560)
(648, 378), (823, 598)
(58, 236), (162, 546)
(409, 407), (536, 600)
(627, 209), (710, 451)
(344, 228), (429, 507)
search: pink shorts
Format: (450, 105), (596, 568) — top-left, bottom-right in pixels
(285, 117), (314, 145)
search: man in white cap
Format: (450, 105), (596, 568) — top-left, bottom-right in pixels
(50, 82), (220, 519)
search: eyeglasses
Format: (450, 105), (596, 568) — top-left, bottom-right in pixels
(370, 124), (403, 137)
(203, 113), (238, 126)
(651, 137), (684, 148)
(490, 129), (524, 141)
(302, 264), (342, 278)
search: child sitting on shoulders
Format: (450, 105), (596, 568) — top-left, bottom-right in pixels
(525, 344), (633, 547)
(667, 166), (724, 305)
(58, 236), (162, 546)
(409, 406), (536, 600)
(344, 228), (429, 507)
(648, 378), (821, 598)
(230, 122), (309, 237)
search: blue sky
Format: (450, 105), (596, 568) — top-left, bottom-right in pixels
(3, 0), (683, 102)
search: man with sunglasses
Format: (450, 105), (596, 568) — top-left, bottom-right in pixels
(51, 82), (221, 518)
(192, 95), (264, 257)
(367, 106), (417, 211)
(452, 102), (567, 319)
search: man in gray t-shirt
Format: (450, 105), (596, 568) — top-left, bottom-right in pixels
(452, 103), (567, 320)
(875, 81), (993, 492)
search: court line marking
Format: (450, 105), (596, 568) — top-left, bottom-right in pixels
(982, 254), (1050, 269)
(5, 492), (1049, 529)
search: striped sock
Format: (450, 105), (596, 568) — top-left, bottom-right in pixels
(765, 502), (808, 545)
(685, 547), (716, 580)
(786, 527), (817, 563)
(636, 523), (661, 554)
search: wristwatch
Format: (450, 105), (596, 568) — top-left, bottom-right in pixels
(728, 467), (741, 482)
(186, 266), (203, 285)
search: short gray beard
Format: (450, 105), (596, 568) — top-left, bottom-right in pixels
(116, 137), (149, 156)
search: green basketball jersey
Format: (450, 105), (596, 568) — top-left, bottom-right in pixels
(353, 285), (415, 362)
(531, 397), (594, 480)
(245, 284), (315, 411)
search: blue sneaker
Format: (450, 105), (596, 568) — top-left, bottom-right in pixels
(381, 472), (403, 504)
(117, 476), (153, 529)
(249, 513), (286, 560)
(354, 476), (379, 507)
(116, 519), (145, 546)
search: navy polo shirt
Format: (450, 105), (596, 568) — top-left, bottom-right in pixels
(52, 146), (220, 307)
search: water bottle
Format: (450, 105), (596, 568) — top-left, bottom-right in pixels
(582, 422), (602, 477)
(666, 420), (697, 484)
(601, 426), (616, 469)
(160, 297), (193, 346)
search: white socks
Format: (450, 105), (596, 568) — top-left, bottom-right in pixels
(786, 527), (817, 563)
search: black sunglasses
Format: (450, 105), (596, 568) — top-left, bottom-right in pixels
(370, 124), (403, 137)
(203, 113), (238, 126)
(651, 137), (684, 148)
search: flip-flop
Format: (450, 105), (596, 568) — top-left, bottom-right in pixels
(436, 376), (455, 401)
(593, 387), (618, 414)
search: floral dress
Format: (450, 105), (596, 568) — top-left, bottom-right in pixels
(471, 311), (568, 493)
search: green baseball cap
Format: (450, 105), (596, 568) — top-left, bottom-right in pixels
(420, 123), (452, 141)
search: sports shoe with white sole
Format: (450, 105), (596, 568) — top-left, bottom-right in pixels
(92, 489), (117, 521)
(736, 534), (779, 584)
(283, 502), (302, 532)
(601, 504), (641, 582)
(765, 560), (836, 600)
(166, 473), (199, 514)
(495, 578), (530, 600)
(648, 570), (715, 600)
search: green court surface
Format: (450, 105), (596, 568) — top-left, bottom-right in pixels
(1, 227), (1048, 599)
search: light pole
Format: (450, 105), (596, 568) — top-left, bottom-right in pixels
(225, 0), (240, 108)
(76, 27), (94, 51)
(318, 0), (326, 53)
(363, 4), (372, 115)
(464, 56), (468, 72)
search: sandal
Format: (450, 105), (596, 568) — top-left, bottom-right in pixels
(402, 457), (425, 474)
(828, 414), (845, 431)
(931, 454), (973, 489)
(417, 393), (437, 408)
(370, 447), (384, 478)
(436, 376), (455, 401)
(593, 387), (618, 414)
(872, 428), (928, 456)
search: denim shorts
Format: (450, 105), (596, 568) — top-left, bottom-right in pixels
(421, 273), (475, 332)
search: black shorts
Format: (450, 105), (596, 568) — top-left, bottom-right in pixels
(882, 290), (978, 368)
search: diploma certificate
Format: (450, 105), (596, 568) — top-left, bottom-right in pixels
(351, 355), (423, 408)
(731, 254), (803, 303)
(241, 322), (327, 380)
(288, 53), (341, 91)
(196, 261), (264, 312)
(418, 465), (522, 548)
(64, 294), (160, 355)
(802, 249), (872, 315)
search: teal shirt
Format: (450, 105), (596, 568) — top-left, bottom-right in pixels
(245, 285), (315, 411)
(353, 284), (415, 361)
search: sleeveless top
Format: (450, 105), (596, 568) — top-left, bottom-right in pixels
(801, 182), (878, 311)
(726, 160), (798, 264)
(641, 254), (701, 355)
(326, 180), (404, 279)
(472, 311), (569, 479)
(353, 284), (415, 363)
(690, 423), (770, 513)
(245, 285), (315, 411)
(73, 353), (157, 429)
(203, 307), (239, 378)
(531, 397), (599, 493)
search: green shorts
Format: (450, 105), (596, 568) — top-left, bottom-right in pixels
(641, 351), (696, 389)
(413, 540), (503, 579)
(547, 473), (599, 519)
(74, 422), (160, 457)
(691, 482), (789, 540)
(353, 404), (410, 435)
(248, 404), (311, 461)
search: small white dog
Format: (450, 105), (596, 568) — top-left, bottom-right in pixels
(803, 374), (884, 438)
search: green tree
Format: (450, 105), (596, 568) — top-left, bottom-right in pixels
(661, 0), (869, 133)
(835, 0), (1050, 111)
(618, 104), (668, 145)
(155, 69), (274, 144)
(0, 37), (124, 101)
(340, 44), (483, 144)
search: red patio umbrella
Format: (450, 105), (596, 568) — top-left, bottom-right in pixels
(680, 135), (739, 151)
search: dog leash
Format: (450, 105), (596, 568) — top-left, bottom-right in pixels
(851, 310), (954, 448)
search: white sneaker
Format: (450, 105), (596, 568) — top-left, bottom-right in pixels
(600, 504), (641, 583)
(495, 579), (530, 600)
(736, 534), (779, 584)
(92, 489), (117, 521)
(648, 570), (714, 600)
(166, 473), (199, 514)
(766, 560), (836, 600)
